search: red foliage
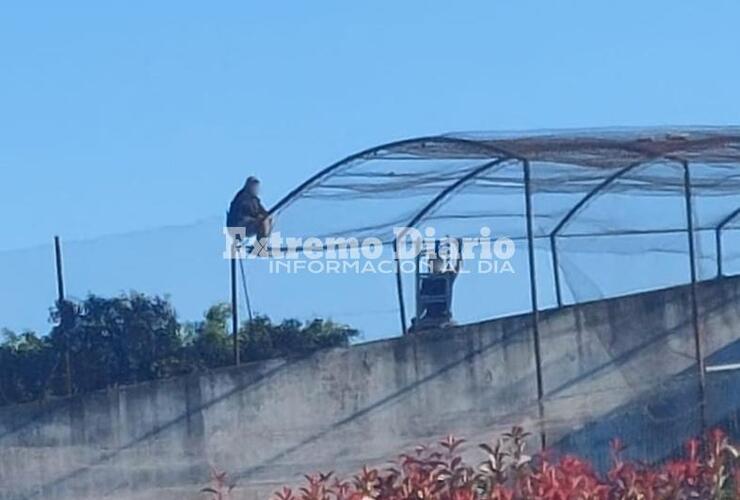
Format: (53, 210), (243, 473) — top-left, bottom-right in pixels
(266, 427), (740, 500)
(201, 467), (236, 500)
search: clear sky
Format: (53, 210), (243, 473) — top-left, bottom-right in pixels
(1, 1), (739, 337)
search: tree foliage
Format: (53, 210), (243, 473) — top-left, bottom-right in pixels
(0, 329), (56, 405)
(0, 293), (358, 406)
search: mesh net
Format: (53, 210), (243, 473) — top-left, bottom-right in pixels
(2, 128), (740, 479)
(267, 127), (740, 324)
(272, 128), (740, 243)
(5, 128), (740, 340)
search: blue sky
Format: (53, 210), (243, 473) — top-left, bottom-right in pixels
(1, 1), (739, 337)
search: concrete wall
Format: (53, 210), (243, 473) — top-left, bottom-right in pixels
(1, 277), (740, 500)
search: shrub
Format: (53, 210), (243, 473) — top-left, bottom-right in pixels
(256, 427), (740, 500)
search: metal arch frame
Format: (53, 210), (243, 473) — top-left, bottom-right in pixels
(548, 160), (651, 307)
(263, 136), (665, 450)
(546, 155), (706, 430)
(267, 135), (518, 216)
(392, 155), (546, 448)
(393, 157), (517, 335)
(261, 133), (740, 441)
(229, 130), (740, 445)
(716, 207), (740, 278)
(401, 159), (517, 234)
(264, 135), (520, 338)
(267, 134), (522, 337)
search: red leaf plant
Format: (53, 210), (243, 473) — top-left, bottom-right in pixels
(258, 427), (740, 500)
(201, 467), (236, 500)
(262, 427), (740, 500)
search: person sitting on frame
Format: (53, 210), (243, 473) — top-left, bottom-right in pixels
(227, 176), (273, 256)
(228, 176), (273, 238)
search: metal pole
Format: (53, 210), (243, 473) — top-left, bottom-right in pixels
(682, 160), (706, 430)
(238, 258), (254, 323)
(398, 157), (511, 335)
(395, 239), (408, 335)
(523, 160), (546, 450)
(714, 206), (740, 278)
(706, 362), (740, 373)
(550, 234), (563, 308)
(415, 252), (422, 327)
(548, 162), (646, 310)
(54, 236), (65, 301)
(716, 228), (723, 278)
(54, 236), (72, 395)
(230, 247), (240, 365)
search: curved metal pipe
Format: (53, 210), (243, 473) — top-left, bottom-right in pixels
(403, 158), (514, 232)
(268, 135), (520, 216)
(394, 156), (514, 334)
(549, 160), (649, 307)
(550, 155), (706, 430)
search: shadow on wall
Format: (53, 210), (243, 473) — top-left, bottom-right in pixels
(0, 317), (537, 499)
(2, 276), (740, 500)
(556, 339), (740, 472)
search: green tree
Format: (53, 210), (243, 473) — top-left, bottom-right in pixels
(50, 292), (183, 393)
(182, 304), (360, 367)
(0, 329), (55, 404)
(1, 295), (360, 406)
(239, 315), (359, 362)
(181, 303), (233, 370)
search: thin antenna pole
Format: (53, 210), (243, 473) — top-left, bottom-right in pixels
(230, 247), (240, 366)
(54, 236), (72, 395)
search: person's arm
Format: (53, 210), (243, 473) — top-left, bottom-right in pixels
(453, 256), (462, 273)
(453, 238), (463, 272)
(247, 196), (269, 218)
(256, 197), (269, 217)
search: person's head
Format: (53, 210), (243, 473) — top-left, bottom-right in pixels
(245, 176), (260, 195)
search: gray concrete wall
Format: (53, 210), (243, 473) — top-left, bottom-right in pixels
(1, 277), (740, 500)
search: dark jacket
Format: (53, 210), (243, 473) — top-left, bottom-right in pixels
(227, 188), (268, 228)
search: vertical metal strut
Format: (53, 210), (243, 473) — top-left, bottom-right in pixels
(523, 160), (546, 450)
(715, 206), (740, 278)
(230, 246), (240, 366)
(682, 160), (706, 430)
(549, 161), (645, 308)
(550, 235), (562, 308)
(395, 240), (408, 336)
(54, 235), (72, 396)
(397, 157), (512, 336)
